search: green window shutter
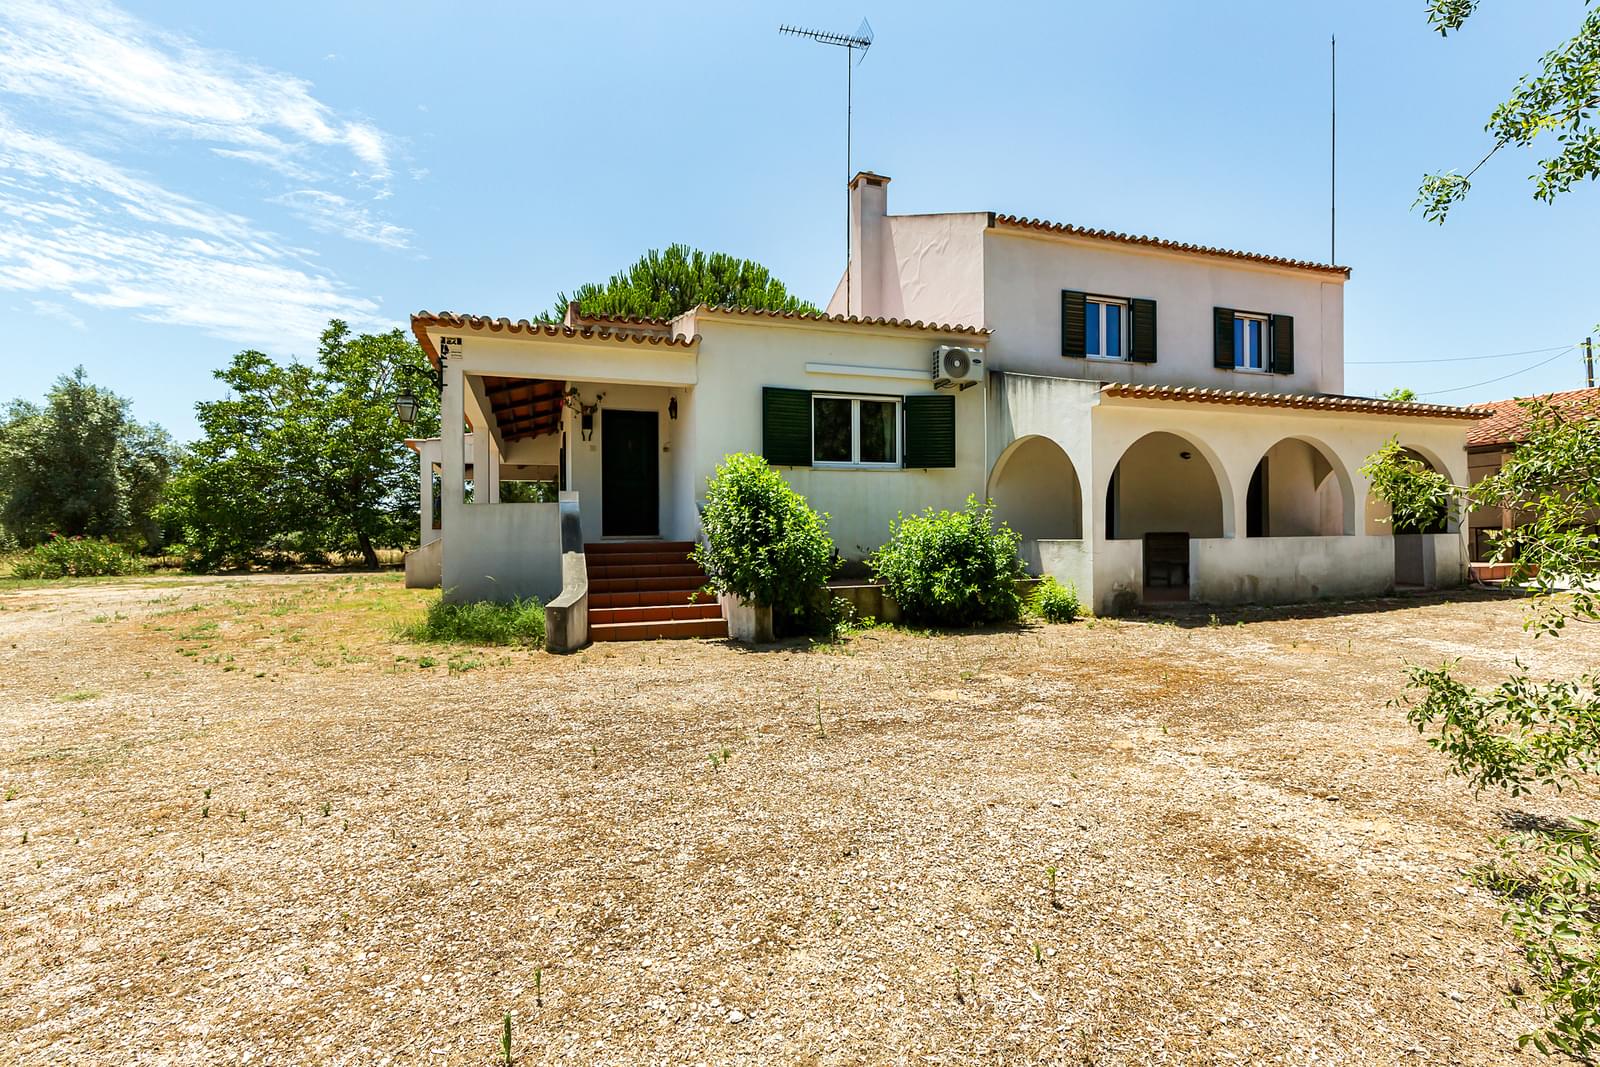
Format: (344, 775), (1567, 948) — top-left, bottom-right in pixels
(1270, 314), (1295, 375)
(1213, 307), (1235, 369)
(904, 394), (956, 469)
(1129, 298), (1157, 363)
(1061, 290), (1087, 358)
(762, 387), (812, 466)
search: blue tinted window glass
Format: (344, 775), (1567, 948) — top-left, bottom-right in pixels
(1085, 300), (1101, 356)
(1234, 317), (1245, 367)
(1249, 319), (1263, 368)
(1105, 303), (1122, 358)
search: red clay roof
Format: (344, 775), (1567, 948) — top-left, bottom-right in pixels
(990, 214), (1351, 278)
(1100, 382), (1490, 419)
(1465, 386), (1600, 447)
(410, 311), (697, 365)
(689, 304), (990, 337)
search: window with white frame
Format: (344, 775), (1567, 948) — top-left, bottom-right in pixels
(812, 394), (900, 468)
(1233, 312), (1268, 371)
(1085, 297), (1128, 360)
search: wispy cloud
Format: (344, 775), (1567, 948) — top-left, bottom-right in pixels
(30, 298), (86, 329)
(275, 189), (413, 250)
(0, 1), (409, 351)
(0, 0), (392, 181)
(0, 109), (380, 348)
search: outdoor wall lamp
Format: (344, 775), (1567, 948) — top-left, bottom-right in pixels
(668, 396), (678, 421)
(394, 392), (419, 426)
(392, 359), (443, 427)
(563, 387), (605, 442)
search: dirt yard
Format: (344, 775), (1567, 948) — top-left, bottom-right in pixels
(2, 574), (1596, 1065)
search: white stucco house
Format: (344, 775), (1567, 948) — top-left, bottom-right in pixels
(405, 172), (1488, 646)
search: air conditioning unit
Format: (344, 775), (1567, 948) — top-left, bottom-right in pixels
(932, 345), (983, 390)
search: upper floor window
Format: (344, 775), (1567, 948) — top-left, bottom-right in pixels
(813, 394), (900, 468)
(1233, 313), (1268, 372)
(1085, 298), (1127, 360)
(1062, 290), (1156, 363)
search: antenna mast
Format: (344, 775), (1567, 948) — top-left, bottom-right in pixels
(780, 19), (874, 316)
(1330, 34), (1337, 265)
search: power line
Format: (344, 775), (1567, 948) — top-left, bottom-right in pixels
(1349, 342), (1577, 366)
(1418, 346), (1577, 397)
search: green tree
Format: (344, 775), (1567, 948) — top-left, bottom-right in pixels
(161, 321), (438, 571)
(1381, 387), (1419, 402)
(548, 244), (819, 321)
(0, 367), (176, 549)
(1418, 2), (1600, 221)
(1364, 400), (1600, 1056)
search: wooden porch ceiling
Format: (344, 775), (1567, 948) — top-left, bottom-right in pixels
(482, 376), (564, 442)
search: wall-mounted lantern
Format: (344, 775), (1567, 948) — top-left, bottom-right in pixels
(394, 392), (419, 426)
(563, 387), (605, 442)
(668, 396), (679, 421)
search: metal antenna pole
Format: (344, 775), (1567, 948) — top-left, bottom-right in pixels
(780, 20), (874, 316)
(1586, 336), (1595, 389)
(1331, 34), (1337, 266)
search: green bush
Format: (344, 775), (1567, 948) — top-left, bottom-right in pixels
(869, 496), (1026, 627)
(10, 535), (145, 578)
(693, 453), (837, 626)
(1030, 577), (1081, 623)
(401, 596), (545, 646)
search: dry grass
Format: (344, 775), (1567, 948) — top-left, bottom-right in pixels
(2, 574), (1597, 1064)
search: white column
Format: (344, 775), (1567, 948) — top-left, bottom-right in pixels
(485, 438), (501, 503)
(441, 362), (465, 531)
(418, 447), (431, 545)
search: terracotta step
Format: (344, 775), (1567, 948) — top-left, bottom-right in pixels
(590, 589), (717, 609)
(591, 617), (728, 642)
(590, 603), (725, 625)
(588, 562), (704, 581)
(585, 541), (695, 555)
(588, 575), (708, 596)
(588, 556), (700, 569)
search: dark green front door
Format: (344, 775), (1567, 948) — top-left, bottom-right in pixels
(601, 409), (659, 537)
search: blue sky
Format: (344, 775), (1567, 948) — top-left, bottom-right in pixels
(1, 0), (1595, 441)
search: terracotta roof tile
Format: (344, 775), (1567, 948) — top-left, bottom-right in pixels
(1465, 386), (1600, 447)
(1099, 382), (1490, 419)
(690, 304), (990, 337)
(990, 214), (1351, 277)
(410, 311), (697, 365)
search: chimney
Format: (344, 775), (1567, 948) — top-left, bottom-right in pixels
(847, 171), (890, 318)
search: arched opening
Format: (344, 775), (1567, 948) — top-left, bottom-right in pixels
(988, 435), (1083, 542)
(1107, 431), (1229, 604)
(1246, 437), (1354, 537)
(1106, 431), (1226, 540)
(1364, 447), (1451, 536)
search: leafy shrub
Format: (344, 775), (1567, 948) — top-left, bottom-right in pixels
(693, 453), (836, 625)
(10, 535), (145, 578)
(1029, 577), (1081, 623)
(401, 596), (544, 646)
(869, 496), (1026, 627)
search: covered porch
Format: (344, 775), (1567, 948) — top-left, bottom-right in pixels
(409, 311), (701, 610)
(987, 374), (1488, 613)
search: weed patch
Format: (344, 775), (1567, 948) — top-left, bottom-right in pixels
(399, 596), (544, 647)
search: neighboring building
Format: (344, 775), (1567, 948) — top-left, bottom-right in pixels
(407, 173), (1490, 643)
(1466, 386), (1600, 562)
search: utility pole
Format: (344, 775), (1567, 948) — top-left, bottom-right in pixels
(1586, 336), (1595, 389)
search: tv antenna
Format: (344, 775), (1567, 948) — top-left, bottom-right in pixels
(780, 18), (874, 316)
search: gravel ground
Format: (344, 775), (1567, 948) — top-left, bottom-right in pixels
(2, 573), (1596, 1065)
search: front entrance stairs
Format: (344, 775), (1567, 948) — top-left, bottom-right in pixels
(585, 541), (728, 641)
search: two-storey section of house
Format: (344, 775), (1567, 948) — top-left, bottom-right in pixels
(828, 172), (1480, 611)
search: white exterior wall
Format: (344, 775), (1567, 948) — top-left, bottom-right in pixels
(687, 317), (988, 558)
(982, 230), (1343, 393)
